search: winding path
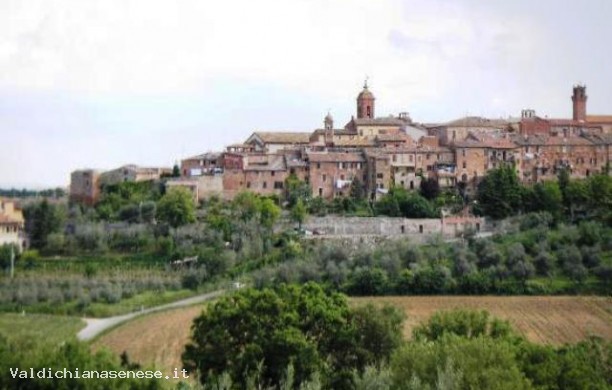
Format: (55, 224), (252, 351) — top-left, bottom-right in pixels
(77, 290), (224, 341)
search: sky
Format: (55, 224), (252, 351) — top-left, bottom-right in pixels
(1, 0), (611, 188)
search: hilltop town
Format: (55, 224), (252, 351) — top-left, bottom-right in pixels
(69, 83), (612, 205)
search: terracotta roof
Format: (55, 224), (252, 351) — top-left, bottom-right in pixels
(376, 133), (412, 142)
(251, 132), (311, 144)
(334, 138), (376, 147)
(244, 155), (286, 171)
(352, 117), (406, 126)
(184, 152), (223, 160)
(306, 152), (365, 163)
(587, 115), (612, 123)
(512, 134), (594, 146)
(444, 116), (509, 128)
(454, 138), (518, 149)
(582, 133), (612, 145)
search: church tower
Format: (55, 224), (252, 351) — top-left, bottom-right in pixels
(324, 112), (334, 145)
(356, 80), (375, 119)
(572, 84), (587, 122)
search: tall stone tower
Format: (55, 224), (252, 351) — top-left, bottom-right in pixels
(357, 80), (375, 119)
(324, 112), (334, 145)
(572, 84), (587, 122)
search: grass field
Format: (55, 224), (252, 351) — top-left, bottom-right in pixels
(0, 313), (85, 345)
(92, 295), (612, 376)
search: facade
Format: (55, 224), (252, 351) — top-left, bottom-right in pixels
(69, 83), (612, 206)
(99, 165), (172, 186)
(0, 199), (25, 250)
(70, 169), (101, 205)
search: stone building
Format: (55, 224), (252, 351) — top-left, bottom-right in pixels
(70, 169), (101, 205)
(99, 165), (172, 186)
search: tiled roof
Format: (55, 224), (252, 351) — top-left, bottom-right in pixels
(512, 134), (595, 146)
(244, 155), (287, 171)
(306, 151), (365, 163)
(444, 116), (509, 128)
(587, 115), (612, 123)
(252, 132), (311, 144)
(376, 133), (412, 142)
(334, 138), (376, 147)
(184, 152), (223, 160)
(352, 117), (406, 126)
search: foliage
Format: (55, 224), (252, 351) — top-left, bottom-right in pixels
(375, 188), (437, 218)
(285, 174), (311, 207)
(23, 199), (65, 250)
(183, 283), (404, 389)
(291, 199), (308, 229)
(476, 165), (522, 219)
(156, 187), (196, 228)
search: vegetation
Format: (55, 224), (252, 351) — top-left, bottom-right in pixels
(183, 282), (404, 389)
(181, 285), (611, 389)
(157, 187), (196, 228)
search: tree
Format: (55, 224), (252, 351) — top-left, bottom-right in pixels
(419, 178), (440, 200)
(156, 187), (196, 228)
(285, 174), (311, 207)
(291, 198), (307, 230)
(476, 165), (522, 219)
(183, 283), (400, 389)
(528, 181), (563, 220)
(349, 177), (366, 201)
(259, 197), (281, 229)
(172, 164), (181, 177)
(24, 199), (64, 249)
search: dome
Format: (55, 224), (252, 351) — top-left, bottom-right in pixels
(324, 112), (333, 121)
(357, 84), (375, 100)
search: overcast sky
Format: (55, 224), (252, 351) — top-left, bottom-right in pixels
(1, 0), (611, 188)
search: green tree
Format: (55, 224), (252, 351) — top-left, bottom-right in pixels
(291, 198), (307, 229)
(24, 199), (64, 249)
(419, 177), (440, 200)
(476, 165), (522, 219)
(349, 177), (366, 201)
(259, 197), (281, 229)
(156, 187), (196, 228)
(183, 283), (399, 389)
(285, 174), (311, 207)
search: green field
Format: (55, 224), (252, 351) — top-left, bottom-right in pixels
(0, 313), (85, 345)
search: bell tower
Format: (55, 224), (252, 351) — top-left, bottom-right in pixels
(572, 84), (587, 122)
(356, 79), (375, 119)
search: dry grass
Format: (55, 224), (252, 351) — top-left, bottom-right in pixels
(352, 296), (612, 345)
(92, 305), (205, 378)
(93, 296), (612, 376)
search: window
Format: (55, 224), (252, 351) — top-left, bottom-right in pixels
(376, 173), (383, 179)
(366, 106), (371, 118)
(462, 161), (466, 169)
(419, 225), (423, 233)
(271, 171), (275, 177)
(340, 174), (345, 180)
(462, 149), (466, 157)
(317, 163), (321, 169)
(393, 155), (397, 162)
(319, 188), (323, 196)
(409, 155), (413, 162)
(246, 182), (251, 188)
(322, 174), (327, 182)
(274, 181), (283, 189)
(262, 182), (267, 189)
